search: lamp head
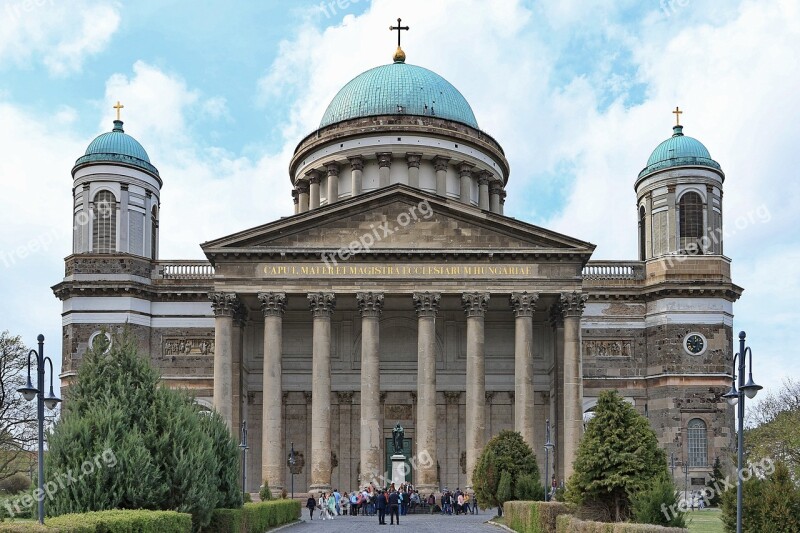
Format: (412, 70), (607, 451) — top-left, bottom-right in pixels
(742, 376), (763, 399)
(43, 385), (61, 410)
(18, 376), (38, 402)
(723, 383), (739, 406)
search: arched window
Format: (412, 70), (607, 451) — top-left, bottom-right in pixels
(679, 192), (704, 253)
(687, 418), (708, 467)
(92, 191), (116, 253)
(151, 205), (158, 259)
(639, 205), (647, 260)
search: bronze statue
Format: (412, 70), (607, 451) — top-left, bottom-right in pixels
(392, 423), (404, 455)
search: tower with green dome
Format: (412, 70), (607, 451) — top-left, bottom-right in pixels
(70, 110), (162, 259)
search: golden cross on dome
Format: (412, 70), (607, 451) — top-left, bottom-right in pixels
(113, 101), (125, 121)
(390, 18), (409, 48)
(672, 106), (682, 126)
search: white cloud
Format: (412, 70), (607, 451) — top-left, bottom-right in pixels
(0, 0), (120, 75)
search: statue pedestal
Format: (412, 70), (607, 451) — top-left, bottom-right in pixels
(391, 454), (407, 487)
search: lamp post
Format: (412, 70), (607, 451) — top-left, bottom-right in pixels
(238, 421), (248, 495)
(723, 331), (762, 533)
(543, 419), (555, 501)
(670, 452), (676, 481)
(17, 335), (61, 524)
(682, 462), (689, 507)
(288, 441), (296, 500)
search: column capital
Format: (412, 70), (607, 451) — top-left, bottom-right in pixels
(308, 292), (336, 317)
(324, 161), (340, 175)
(510, 291), (539, 317)
(485, 391), (496, 404)
(458, 162), (475, 177)
(258, 292), (287, 317)
(209, 292), (240, 317)
(291, 189), (299, 205)
(432, 155), (450, 172)
(462, 291), (490, 317)
(305, 169), (321, 184)
(560, 291), (588, 317)
(336, 391), (354, 404)
(478, 170), (493, 185)
(296, 179), (310, 194)
(489, 180), (503, 192)
(406, 152), (423, 168)
(376, 152), (393, 168)
(304, 391), (313, 404)
(348, 155), (364, 171)
(444, 391), (461, 404)
(413, 291), (441, 317)
(500, 189), (507, 202)
(379, 391), (388, 404)
(356, 291), (384, 317)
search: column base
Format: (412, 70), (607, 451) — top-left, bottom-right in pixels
(308, 483), (332, 497)
(416, 483), (438, 495)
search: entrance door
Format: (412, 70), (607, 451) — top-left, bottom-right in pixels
(384, 437), (413, 485)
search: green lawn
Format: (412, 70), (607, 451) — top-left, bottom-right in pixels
(687, 509), (724, 533)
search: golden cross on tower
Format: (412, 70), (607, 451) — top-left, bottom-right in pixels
(113, 101), (125, 121)
(389, 18), (409, 48)
(672, 106), (682, 126)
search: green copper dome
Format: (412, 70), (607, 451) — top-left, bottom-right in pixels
(639, 125), (720, 179)
(74, 120), (159, 177)
(319, 62), (479, 129)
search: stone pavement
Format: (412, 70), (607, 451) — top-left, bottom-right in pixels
(288, 510), (501, 532)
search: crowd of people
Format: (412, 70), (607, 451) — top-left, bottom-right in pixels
(304, 483), (479, 524)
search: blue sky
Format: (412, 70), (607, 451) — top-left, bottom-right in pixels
(0, 0), (797, 399)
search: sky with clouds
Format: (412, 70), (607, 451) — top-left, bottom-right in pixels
(0, 0), (797, 398)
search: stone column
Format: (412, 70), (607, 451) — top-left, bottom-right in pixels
(210, 292), (239, 431)
(463, 291), (489, 489)
(308, 170), (321, 210)
(292, 189), (299, 215)
(297, 180), (309, 213)
(489, 181), (502, 213)
(406, 152), (422, 189)
(667, 185), (677, 251)
(413, 291), (441, 493)
(377, 152), (392, 188)
(478, 172), (491, 210)
(510, 291), (538, 450)
(549, 305), (565, 483)
(326, 161), (340, 204)
(307, 292), (336, 495)
(349, 156), (364, 197)
(433, 156), (450, 197)
(81, 184), (90, 251)
(499, 189), (507, 215)
(232, 304), (247, 439)
(258, 292), (287, 493)
(561, 291), (586, 481)
(120, 184), (129, 252)
(357, 292), (384, 486)
(458, 162), (475, 205)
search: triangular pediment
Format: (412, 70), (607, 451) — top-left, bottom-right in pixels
(201, 185), (595, 259)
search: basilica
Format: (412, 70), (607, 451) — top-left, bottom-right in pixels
(53, 40), (739, 496)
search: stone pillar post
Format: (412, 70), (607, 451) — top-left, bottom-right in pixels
(297, 180), (309, 213)
(307, 292), (336, 495)
(478, 172), (491, 210)
(292, 189), (299, 215)
(258, 292), (287, 493)
(667, 185), (677, 251)
(120, 184), (129, 252)
(549, 305), (565, 483)
(349, 156), (364, 197)
(463, 291), (489, 489)
(499, 189), (507, 215)
(325, 161), (340, 204)
(459, 162), (475, 204)
(406, 153), (422, 189)
(433, 156), (450, 197)
(308, 170), (321, 210)
(561, 291), (586, 481)
(357, 292), (384, 486)
(210, 292), (239, 431)
(377, 152), (392, 188)
(81, 184), (90, 251)
(413, 291), (441, 493)
(510, 291), (538, 450)
(489, 181), (502, 213)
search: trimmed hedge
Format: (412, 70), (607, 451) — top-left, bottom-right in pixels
(0, 510), (191, 532)
(504, 501), (572, 533)
(201, 500), (301, 533)
(555, 515), (688, 533)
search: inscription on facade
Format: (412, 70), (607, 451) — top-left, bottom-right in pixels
(583, 339), (633, 357)
(259, 262), (536, 279)
(163, 338), (214, 356)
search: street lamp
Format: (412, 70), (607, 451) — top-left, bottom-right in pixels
(722, 331), (762, 533)
(17, 335), (61, 524)
(682, 462), (689, 507)
(543, 419), (555, 501)
(670, 452), (676, 481)
(239, 421), (248, 496)
(289, 441), (296, 500)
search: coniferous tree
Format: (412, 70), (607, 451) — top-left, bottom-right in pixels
(472, 430), (539, 516)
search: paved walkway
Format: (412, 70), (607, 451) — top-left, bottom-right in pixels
(288, 511), (501, 532)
